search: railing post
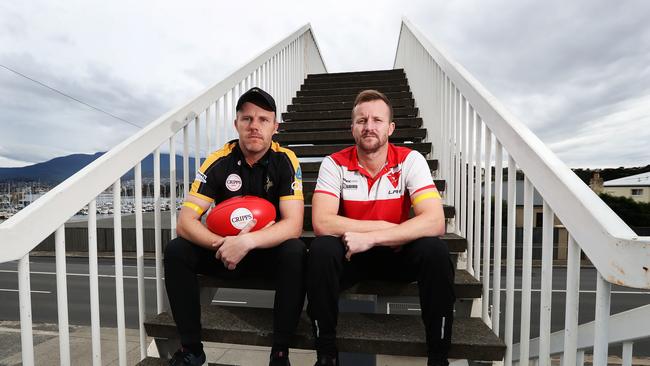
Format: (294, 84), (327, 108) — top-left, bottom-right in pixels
(504, 155), (516, 366)
(492, 141), (503, 336)
(520, 177), (534, 366)
(563, 235), (581, 366)
(482, 128), (493, 324)
(539, 201), (554, 365)
(135, 163), (146, 360)
(18, 254), (35, 366)
(593, 272), (611, 364)
(88, 199), (102, 366)
(465, 106), (475, 275)
(113, 180), (127, 366)
(154, 147), (164, 313)
(55, 225), (71, 365)
(170, 136), (177, 240)
(473, 117), (483, 278)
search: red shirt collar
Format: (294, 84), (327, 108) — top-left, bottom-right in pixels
(349, 143), (399, 178)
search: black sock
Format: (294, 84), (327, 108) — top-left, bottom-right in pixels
(183, 342), (203, 356)
(271, 345), (289, 357)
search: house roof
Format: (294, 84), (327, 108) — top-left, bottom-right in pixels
(603, 172), (650, 187)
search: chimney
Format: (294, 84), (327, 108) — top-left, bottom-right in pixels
(589, 171), (603, 193)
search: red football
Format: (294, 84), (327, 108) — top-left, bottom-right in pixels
(206, 195), (276, 236)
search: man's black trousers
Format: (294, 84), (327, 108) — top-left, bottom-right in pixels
(164, 236), (307, 348)
(306, 236), (455, 357)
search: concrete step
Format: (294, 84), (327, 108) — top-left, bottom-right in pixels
(282, 107), (417, 122)
(287, 98), (414, 112)
(307, 69), (405, 80)
(299, 159), (438, 177)
(304, 75), (408, 87)
(279, 117), (422, 132)
(144, 306), (505, 361)
(293, 91), (413, 104)
(276, 128), (426, 144)
(136, 357), (231, 366)
(287, 142), (431, 157)
(198, 267), (478, 299)
(296, 85), (410, 98)
(301, 78), (408, 91)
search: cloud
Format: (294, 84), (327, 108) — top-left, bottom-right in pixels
(0, 0), (649, 169)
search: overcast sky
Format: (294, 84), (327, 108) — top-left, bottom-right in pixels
(1, 0), (649, 169)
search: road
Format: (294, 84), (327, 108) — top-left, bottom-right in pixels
(0, 257), (648, 359)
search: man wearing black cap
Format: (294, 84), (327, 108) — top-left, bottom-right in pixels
(164, 87), (306, 366)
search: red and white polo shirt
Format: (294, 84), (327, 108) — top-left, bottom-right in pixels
(314, 143), (441, 224)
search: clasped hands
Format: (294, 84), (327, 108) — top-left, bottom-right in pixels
(213, 220), (274, 270)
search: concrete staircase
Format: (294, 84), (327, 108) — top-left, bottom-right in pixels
(141, 69), (505, 364)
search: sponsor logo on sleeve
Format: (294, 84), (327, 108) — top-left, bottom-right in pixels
(225, 174), (242, 192)
(291, 180), (303, 191)
(195, 171), (207, 184)
(295, 167), (302, 180)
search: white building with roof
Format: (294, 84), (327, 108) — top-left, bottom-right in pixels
(603, 171), (650, 203)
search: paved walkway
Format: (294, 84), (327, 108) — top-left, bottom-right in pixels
(0, 321), (435, 365)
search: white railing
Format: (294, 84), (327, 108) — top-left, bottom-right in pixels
(0, 23), (325, 366)
(395, 17), (650, 365)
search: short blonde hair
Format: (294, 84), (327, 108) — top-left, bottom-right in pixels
(352, 89), (393, 121)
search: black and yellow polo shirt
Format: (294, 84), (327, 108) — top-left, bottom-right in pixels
(186, 140), (303, 217)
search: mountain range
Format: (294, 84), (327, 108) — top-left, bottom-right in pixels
(0, 153), (198, 184)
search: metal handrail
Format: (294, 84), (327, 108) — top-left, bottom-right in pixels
(395, 17), (650, 289)
(0, 23), (326, 264)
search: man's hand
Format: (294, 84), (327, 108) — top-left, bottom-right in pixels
(215, 220), (275, 270)
(342, 231), (376, 261)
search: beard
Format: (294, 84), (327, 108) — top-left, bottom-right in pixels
(355, 133), (388, 154)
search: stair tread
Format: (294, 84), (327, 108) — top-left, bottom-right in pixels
(144, 306), (505, 360)
(136, 357), (230, 366)
(287, 98), (414, 112)
(279, 118), (422, 132)
(282, 107), (417, 121)
(293, 91), (413, 104)
(276, 128), (425, 144)
(307, 69), (404, 78)
(198, 267), (478, 298)
(288, 143), (431, 157)
(297, 85), (410, 97)
(301, 79), (408, 90)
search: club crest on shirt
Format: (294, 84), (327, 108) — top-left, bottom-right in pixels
(387, 168), (401, 188)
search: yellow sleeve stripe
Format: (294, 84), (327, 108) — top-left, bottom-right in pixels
(182, 201), (206, 215)
(412, 191), (441, 206)
(280, 194), (304, 201)
(190, 142), (236, 195)
(189, 191), (214, 204)
(271, 142), (301, 171)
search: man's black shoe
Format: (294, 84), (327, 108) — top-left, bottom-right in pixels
(427, 355), (449, 366)
(269, 350), (291, 366)
(314, 353), (339, 366)
(169, 348), (206, 366)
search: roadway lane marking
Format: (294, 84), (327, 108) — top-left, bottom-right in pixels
(0, 269), (158, 280)
(0, 326), (60, 336)
(0, 288), (51, 294)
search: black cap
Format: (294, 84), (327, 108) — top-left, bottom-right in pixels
(236, 87), (276, 113)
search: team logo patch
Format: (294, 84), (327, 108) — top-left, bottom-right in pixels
(195, 171), (207, 184)
(295, 167), (302, 180)
(291, 180), (303, 191)
(230, 208), (254, 229)
(226, 174), (242, 191)
(387, 169), (401, 188)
